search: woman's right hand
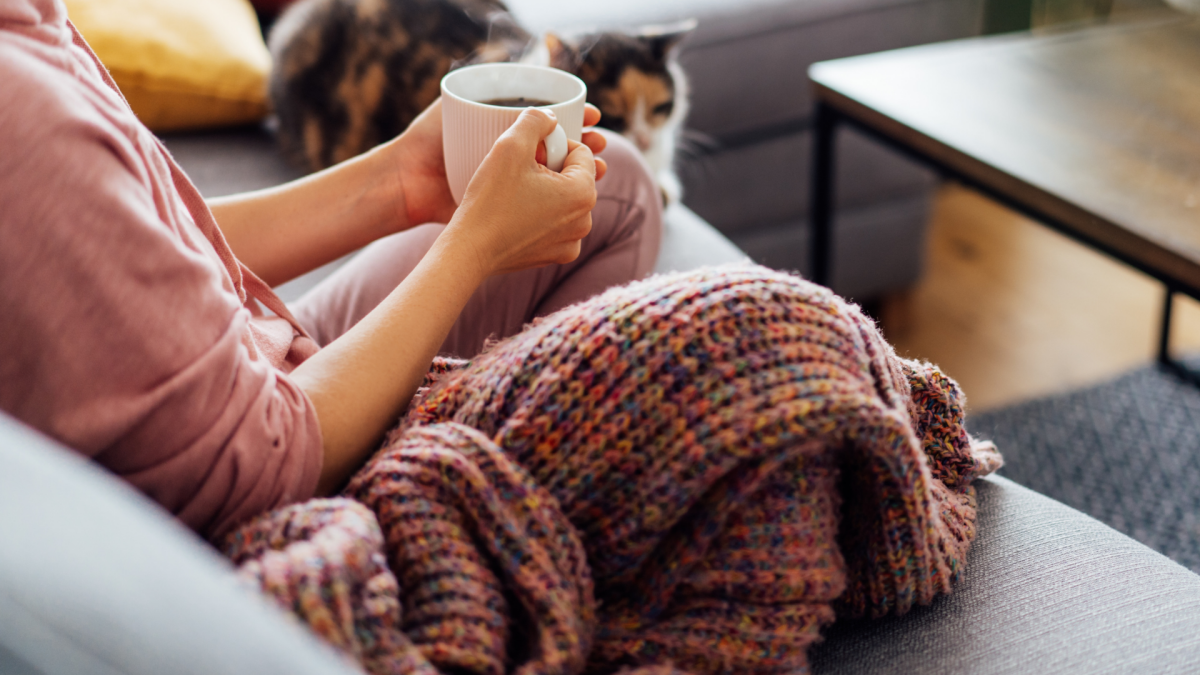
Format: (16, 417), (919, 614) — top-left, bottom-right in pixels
(445, 108), (599, 278)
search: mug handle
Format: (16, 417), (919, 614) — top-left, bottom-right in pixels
(544, 124), (568, 172)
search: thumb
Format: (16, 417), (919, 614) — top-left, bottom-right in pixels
(497, 108), (559, 156)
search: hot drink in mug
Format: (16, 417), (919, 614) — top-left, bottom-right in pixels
(440, 63), (587, 204)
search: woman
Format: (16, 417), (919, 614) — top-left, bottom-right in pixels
(1, 4), (999, 673)
(0, 0), (661, 540)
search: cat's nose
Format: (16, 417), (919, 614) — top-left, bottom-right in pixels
(632, 132), (653, 151)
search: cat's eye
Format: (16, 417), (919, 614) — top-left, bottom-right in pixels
(652, 101), (674, 117)
(602, 115), (627, 132)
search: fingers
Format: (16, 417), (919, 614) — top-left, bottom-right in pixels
(406, 97), (442, 129)
(497, 108), (559, 156)
(555, 239), (583, 265)
(584, 103), (601, 127)
(561, 142), (598, 215)
(561, 139), (596, 179)
(540, 138), (601, 176)
(571, 213), (593, 241)
(546, 134), (605, 174)
(581, 129), (607, 155)
(580, 129), (606, 180)
(402, 98), (444, 142)
(553, 215), (591, 264)
(497, 109), (605, 176)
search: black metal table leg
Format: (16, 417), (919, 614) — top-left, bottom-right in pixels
(1157, 287), (1200, 386)
(1158, 287), (1175, 366)
(810, 102), (837, 287)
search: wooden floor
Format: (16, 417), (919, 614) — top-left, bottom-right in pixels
(884, 183), (1200, 413)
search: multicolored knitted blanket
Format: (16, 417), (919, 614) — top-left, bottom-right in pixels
(223, 265), (1001, 675)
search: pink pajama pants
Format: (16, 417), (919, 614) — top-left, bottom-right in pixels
(291, 131), (663, 358)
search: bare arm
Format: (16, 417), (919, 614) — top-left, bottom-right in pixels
(209, 101), (607, 288)
(290, 109), (600, 495)
(208, 144), (410, 287)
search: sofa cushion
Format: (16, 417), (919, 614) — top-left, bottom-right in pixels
(811, 475), (1200, 674)
(654, 202), (749, 274)
(5, 408), (1199, 675)
(64, 0), (271, 132)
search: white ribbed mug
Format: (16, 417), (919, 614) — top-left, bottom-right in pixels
(441, 63), (587, 204)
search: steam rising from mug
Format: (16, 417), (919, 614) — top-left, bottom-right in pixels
(441, 63), (588, 205)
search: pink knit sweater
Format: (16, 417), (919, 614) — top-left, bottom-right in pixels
(0, 0), (322, 540)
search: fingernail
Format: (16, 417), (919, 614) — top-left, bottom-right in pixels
(543, 109), (556, 119)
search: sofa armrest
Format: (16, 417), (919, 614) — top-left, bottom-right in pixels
(0, 414), (358, 675)
(12, 407), (1194, 675)
(810, 475), (1200, 674)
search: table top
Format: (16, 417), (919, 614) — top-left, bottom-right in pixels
(811, 16), (1200, 292)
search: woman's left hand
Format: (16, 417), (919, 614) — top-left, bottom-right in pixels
(579, 105), (610, 179)
(388, 99), (608, 230)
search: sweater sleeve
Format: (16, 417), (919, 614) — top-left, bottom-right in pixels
(0, 36), (323, 542)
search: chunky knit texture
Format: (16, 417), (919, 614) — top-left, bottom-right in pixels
(224, 265), (1001, 675)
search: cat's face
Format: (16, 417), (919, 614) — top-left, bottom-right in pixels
(546, 22), (694, 153)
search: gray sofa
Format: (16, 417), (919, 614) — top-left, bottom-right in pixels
(507, 0), (985, 300)
(2, 123), (1197, 675)
(8, 3), (1199, 670)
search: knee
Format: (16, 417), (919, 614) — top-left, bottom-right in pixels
(591, 130), (664, 264)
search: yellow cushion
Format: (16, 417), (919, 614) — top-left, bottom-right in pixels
(64, 0), (271, 132)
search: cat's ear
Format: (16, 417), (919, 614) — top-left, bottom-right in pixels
(545, 32), (580, 71)
(638, 18), (697, 62)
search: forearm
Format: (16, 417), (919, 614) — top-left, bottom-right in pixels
(209, 145), (408, 287)
(289, 226), (485, 495)
(287, 108), (598, 496)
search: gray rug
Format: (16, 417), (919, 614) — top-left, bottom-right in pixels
(970, 362), (1200, 574)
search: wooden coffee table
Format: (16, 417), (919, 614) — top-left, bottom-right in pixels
(808, 15), (1200, 379)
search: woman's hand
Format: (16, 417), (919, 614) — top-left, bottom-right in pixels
(581, 105), (609, 179)
(559, 105), (608, 180)
(386, 99), (458, 228)
(445, 108), (599, 279)
(293, 107), (607, 495)
(209, 101), (608, 288)
(389, 101), (609, 231)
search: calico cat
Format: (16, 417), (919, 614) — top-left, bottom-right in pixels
(544, 24), (694, 203)
(267, 0), (526, 170)
(268, 0), (693, 201)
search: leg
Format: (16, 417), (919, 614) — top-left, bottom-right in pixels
(400, 264), (989, 672)
(291, 131), (662, 357)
